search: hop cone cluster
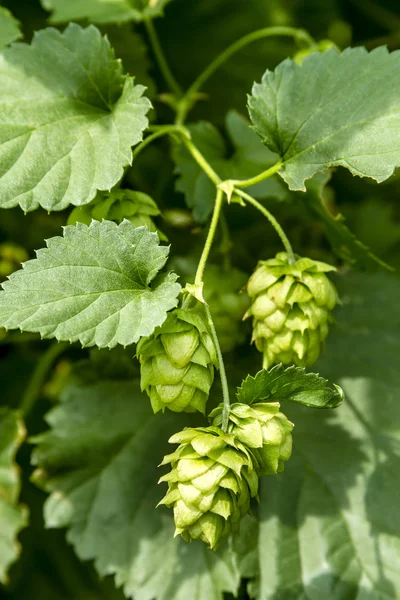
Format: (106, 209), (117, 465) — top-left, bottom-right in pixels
(245, 252), (338, 369)
(137, 309), (218, 414)
(203, 266), (250, 352)
(210, 402), (293, 475)
(68, 189), (166, 238)
(158, 426), (259, 548)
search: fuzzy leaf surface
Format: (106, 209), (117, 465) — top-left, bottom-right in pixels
(0, 408), (28, 583)
(0, 221), (181, 348)
(0, 7), (22, 49)
(257, 272), (400, 599)
(41, 0), (173, 24)
(249, 47), (400, 190)
(237, 364), (344, 409)
(0, 23), (151, 212)
(31, 380), (240, 600)
(174, 111), (287, 222)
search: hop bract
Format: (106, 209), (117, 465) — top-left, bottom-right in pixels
(245, 252), (338, 369)
(210, 402), (293, 475)
(137, 309), (218, 414)
(158, 426), (259, 549)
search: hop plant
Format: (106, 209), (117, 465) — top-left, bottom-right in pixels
(203, 266), (250, 352)
(137, 309), (218, 414)
(158, 426), (259, 548)
(68, 189), (166, 239)
(245, 252), (339, 369)
(210, 402), (293, 475)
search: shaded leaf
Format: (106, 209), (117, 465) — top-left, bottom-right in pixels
(174, 111), (287, 222)
(249, 47), (400, 190)
(0, 409), (28, 583)
(304, 173), (392, 270)
(41, 0), (174, 24)
(0, 23), (151, 212)
(31, 380), (240, 600)
(0, 7), (22, 49)
(237, 364), (344, 409)
(0, 220), (181, 348)
(256, 272), (400, 598)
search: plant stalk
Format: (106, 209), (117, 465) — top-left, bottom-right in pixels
(20, 341), (69, 417)
(237, 189), (295, 262)
(144, 19), (183, 96)
(194, 189), (224, 287)
(205, 305), (230, 432)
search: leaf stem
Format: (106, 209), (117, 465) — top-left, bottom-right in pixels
(144, 18), (183, 97)
(237, 189), (295, 261)
(20, 341), (69, 418)
(195, 189), (224, 287)
(177, 26), (315, 122)
(131, 125), (187, 163)
(230, 159), (283, 188)
(205, 304), (230, 432)
(180, 135), (221, 185)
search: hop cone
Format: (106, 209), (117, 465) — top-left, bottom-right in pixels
(245, 252), (338, 369)
(68, 189), (166, 238)
(137, 309), (218, 414)
(203, 266), (250, 352)
(158, 426), (259, 548)
(210, 402), (293, 475)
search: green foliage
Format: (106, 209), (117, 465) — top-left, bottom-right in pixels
(1, 2), (400, 599)
(255, 272), (400, 598)
(0, 221), (181, 347)
(0, 23), (151, 211)
(41, 0), (174, 24)
(0, 409), (28, 583)
(237, 364), (344, 409)
(0, 7), (22, 49)
(31, 380), (240, 599)
(249, 47), (400, 190)
(173, 111), (286, 222)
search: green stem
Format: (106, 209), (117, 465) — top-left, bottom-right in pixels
(144, 19), (183, 96)
(219, 211), (232, 271)
(237, 189), (295, 261)
(177, 26), (315, 122)
(181, 136), (221, 185)
(230, 160), (283, 188)
(131, 125), (187, 163)
(205, 305), (230, 432)
(195, 189), (224, 287)
(20, 341), (69, 417)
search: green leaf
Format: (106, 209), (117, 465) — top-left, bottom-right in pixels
(249, 47), (400, 191)
(0, 408), (28, 583)
(0, 7), (22, 49)
(173, 111), (287, 222)
(0, 23), (151, 212)
(41, 0), (174, 24)
(0, 220), (181, 348)
(256, 272), (400, 599)
(303, 174), (392, 270)
(237, 365), (344, 409)
(31, 380), (240, 600)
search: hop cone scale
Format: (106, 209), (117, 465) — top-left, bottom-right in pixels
(158, 426), (259, 548)
(137, 309), (218, 414)
(210, 402), (293, 475)
(245, 252), (338, 369)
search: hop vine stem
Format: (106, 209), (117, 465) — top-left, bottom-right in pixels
(205, 305), (231, 432)
(144, 18), (182, 97)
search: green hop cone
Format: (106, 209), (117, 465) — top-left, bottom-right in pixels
(137, 308), (218, 414)
(203, 266), (250, 352)
(245, 252), (339, 369)
(209, 402), (293, 475)
(68, 189), (166, 239)
(158, 426), (259, 549)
